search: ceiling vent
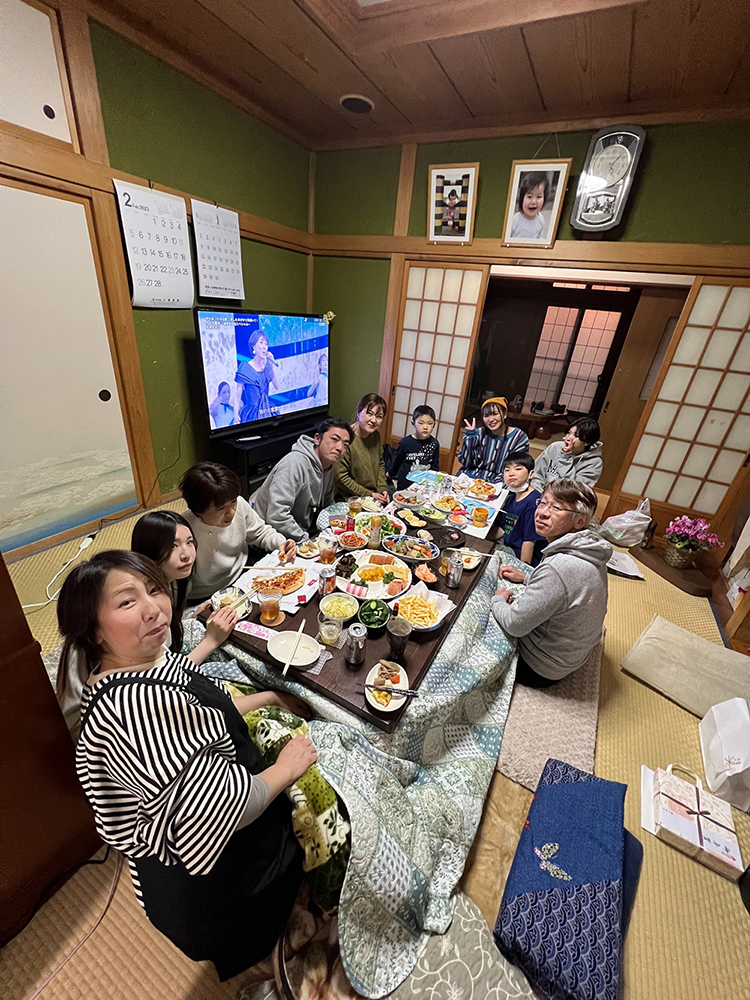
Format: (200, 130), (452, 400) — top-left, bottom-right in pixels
(339, 94), (374, 114)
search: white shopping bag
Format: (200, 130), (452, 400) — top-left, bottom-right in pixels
(600, 498), (651, 547)
(699, 698), (750, 813)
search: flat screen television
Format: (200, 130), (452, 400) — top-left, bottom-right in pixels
(195, 308), (329, 439)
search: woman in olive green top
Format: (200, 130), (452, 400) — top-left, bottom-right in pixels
(334, 393), (389, 503)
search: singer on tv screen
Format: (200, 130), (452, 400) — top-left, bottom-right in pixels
(196, 309), (329, 433)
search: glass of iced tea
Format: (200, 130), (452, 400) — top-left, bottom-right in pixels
(319, 531), (337, 564)
(259, 588), (282, 624)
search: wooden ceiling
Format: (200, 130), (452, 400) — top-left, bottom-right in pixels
(87, 0), (750, 149)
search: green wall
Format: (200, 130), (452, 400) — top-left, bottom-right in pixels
(408, 122), (750, 244)
(315, 146), (401, 235)
(89, 23), (311, 492)
(312, 257), (391, 420)
(90, 22), (309, 230)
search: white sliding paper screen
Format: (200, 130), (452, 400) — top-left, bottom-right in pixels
(0, 182), (137, 551)
(389, 264), (486, 458)
(620, 281), (750, 516)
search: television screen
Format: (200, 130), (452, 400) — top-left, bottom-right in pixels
(195, 308), (329, 435)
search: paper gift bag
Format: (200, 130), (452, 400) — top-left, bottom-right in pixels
(700, 698), (750, 813)
(652, 764), (744, 881)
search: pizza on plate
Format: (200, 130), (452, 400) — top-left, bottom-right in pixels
(251, 567), (305, 595)
(469, 479), (496, 499)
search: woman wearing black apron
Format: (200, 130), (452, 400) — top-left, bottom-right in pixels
(58, 550), (316, 980)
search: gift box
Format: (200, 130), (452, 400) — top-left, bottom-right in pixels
(651, 764), (744, 881)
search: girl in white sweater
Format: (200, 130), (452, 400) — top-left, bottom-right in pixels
(181, 462), (296, 599)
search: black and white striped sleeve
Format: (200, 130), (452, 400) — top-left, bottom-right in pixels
(78, 682), (250, 875)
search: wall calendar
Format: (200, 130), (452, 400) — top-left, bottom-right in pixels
(113, 180), (194, 308)
(191, 200), (245, 300)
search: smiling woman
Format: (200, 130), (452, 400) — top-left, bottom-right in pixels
(56, 549), (316, 980)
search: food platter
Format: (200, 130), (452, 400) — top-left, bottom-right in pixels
(396, 584), (456, 632)
(399, 509), (428, 529)
(354, 512), (407, 538)
(334, 550), (411, 601)
(382, 535), (440, 563)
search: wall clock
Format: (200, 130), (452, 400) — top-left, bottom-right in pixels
(570, 125), (646, 232)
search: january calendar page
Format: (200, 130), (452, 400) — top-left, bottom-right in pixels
(113, 180), (194, 308)
(191, 200), (245, 300)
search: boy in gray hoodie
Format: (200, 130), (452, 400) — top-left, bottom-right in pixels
(492, 478), (612, 685)
(252, 418), (352, 541)
(531, 417), (604, 492)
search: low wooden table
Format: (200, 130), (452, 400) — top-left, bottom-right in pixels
(215, 533), (495, 733)
(628, 543), (713, 598)
(506, 409), (566, 441)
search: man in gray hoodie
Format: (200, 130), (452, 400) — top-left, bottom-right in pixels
(530, 417), (604, 491)
(252, 418), (352, 541)
(492, 478), (612, 686)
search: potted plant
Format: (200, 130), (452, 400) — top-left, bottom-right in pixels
(663, 515), (724, 568)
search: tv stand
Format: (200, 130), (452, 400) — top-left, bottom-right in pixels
(212, 416), (325, 496)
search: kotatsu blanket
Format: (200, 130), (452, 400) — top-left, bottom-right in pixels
(186, 552), (515, 998)
(495, 759), (643, 1000)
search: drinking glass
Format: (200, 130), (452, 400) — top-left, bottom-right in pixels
(317, 611), (342, 646)
(259, 588), (282, 624)
(319, 531), (337, 564)
(386, 615), (412, 661)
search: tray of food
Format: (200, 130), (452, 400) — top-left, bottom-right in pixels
(354, 512), (406, 538)
(382, 535), (440, 563)
(334, 550), (411, 601)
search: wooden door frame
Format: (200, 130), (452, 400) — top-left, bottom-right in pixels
(0, 173), (159, 559)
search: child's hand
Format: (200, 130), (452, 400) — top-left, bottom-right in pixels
(498, 565), (526, 584)
(463, 418), (476, 431)
(205, 605), (238, 643)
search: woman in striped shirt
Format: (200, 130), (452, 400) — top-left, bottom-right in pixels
(457, 397), (530, 484)
(58, 550), (316, 980)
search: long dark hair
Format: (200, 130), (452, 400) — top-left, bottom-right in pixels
(56, 550), (171, 704)
(131, 511), (194, 651)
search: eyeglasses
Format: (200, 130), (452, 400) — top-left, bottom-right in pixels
(535, 499), (579, 514)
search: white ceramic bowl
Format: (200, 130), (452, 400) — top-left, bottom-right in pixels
(364, 661), (408, 712)
(210, 586), (250, 618)
(319, 592), (359, 622)
(339, 531), (368, 552)
(267, 631), (321, 670)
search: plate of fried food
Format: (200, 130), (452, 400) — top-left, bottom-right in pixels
(334, 550), (411, 601)
(365, 660), (408, 712)
(468, 478), (497, 500)
(433, 495), (465, 514)
(396, 583), (456, 631)
(297, 539), (321, 559)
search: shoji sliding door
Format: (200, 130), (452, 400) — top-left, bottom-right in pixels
(386, 263), (489, 467)
(608, 279), (750, 539)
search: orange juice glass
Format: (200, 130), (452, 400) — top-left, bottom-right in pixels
(259, 588), (282, 624)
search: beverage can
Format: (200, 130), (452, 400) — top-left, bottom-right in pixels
(344, 622), (367, 665)
(446, 551), (463, 588)
(317, 565), (336, 597)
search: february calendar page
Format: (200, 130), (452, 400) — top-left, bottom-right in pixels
(191, 200), (245, 300)
(113, 180), (194, 308)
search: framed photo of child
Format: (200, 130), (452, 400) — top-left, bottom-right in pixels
(501, 159), (572, 248)
(427, 163), (479, 244)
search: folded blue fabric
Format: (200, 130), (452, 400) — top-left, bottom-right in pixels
(494, 759), (642, 1000)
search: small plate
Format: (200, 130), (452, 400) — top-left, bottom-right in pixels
(267, 631), (321, 670)
(211, 586), (250, 618)
(392, 491), (424, 511)
(364, 662), (408, 712)
(457, 547), (482, 570)
(419, 507), (445, 523)
(297, 540), (321, 559)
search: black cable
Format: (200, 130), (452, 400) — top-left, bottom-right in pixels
(82, 845), (111, 866)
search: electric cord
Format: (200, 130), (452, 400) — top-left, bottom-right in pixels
(23, 848), (123, 1000)
(21, 535), (97, 610)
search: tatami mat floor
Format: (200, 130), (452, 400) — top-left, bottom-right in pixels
(5, 509), (750, 1000)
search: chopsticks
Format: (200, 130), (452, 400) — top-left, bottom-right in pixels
(363, 683), (420, 699)
(282, 620), (306, 677)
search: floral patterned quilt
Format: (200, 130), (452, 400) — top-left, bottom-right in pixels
(189, 551), (516, 999)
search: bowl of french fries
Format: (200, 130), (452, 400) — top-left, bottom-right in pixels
(395, 585), (456, 631)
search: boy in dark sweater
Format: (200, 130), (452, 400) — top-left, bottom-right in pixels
(390, 405), (441, 490)
(501, 452), (546, 567)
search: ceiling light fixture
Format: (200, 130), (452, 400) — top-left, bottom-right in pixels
(339, 94), (374, 114)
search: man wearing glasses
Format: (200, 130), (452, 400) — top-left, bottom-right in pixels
(492, 479), (612, 687)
